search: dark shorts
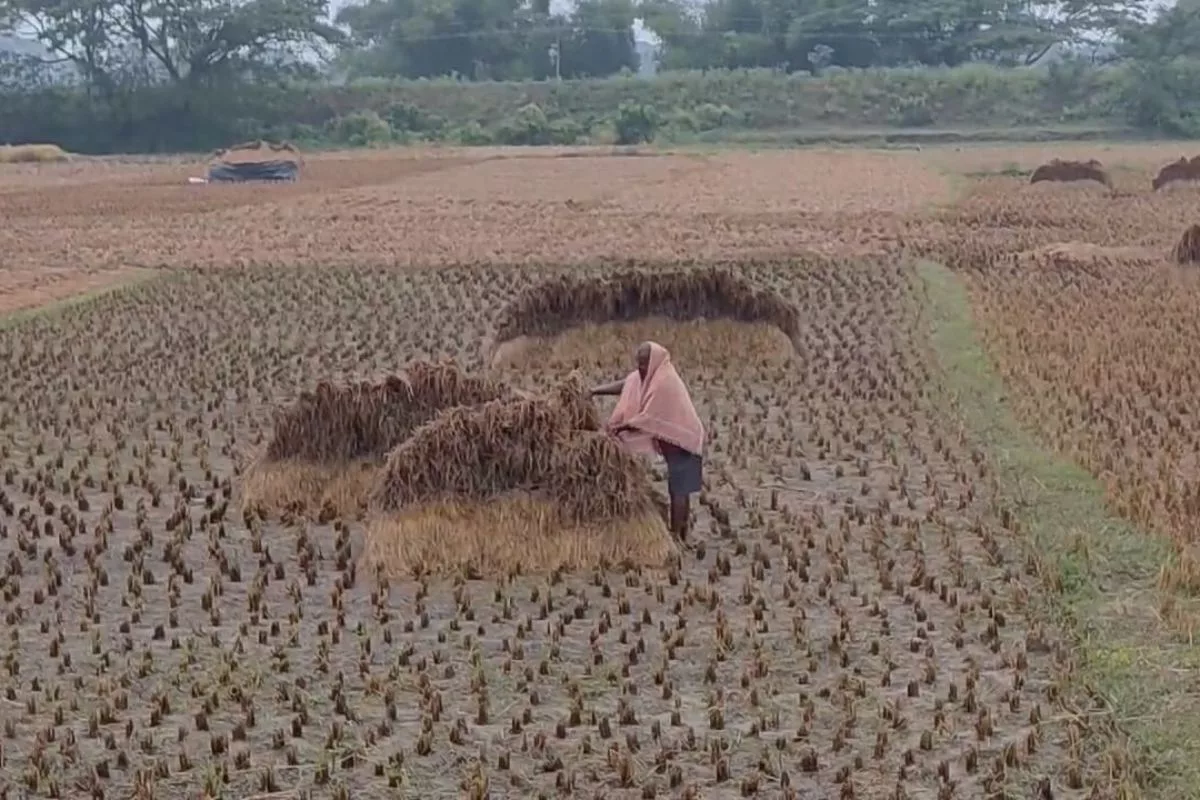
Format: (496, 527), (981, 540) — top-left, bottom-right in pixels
(663, 448), (703, 496)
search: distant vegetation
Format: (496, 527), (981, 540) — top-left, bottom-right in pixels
(0, 0), (1197, 153)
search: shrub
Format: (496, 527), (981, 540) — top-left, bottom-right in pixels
(614, 101), (658, 145)
(326, 110), (393, 147)
(452, 121), (493, 146)
(493, 103), (582, 146)
(1120, 57), (1200, 138)
(383, 101), (445, 136)
(888, 95), (935, 127)
(692, 103), (738, 131)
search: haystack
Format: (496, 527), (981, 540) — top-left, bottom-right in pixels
(208, 139), (302, 183)
(364, 377), (676, 577)
(493, 316), (796, 371)
(1152, 156), (1200, 191)
(0, 143), (70, 164)
(1029, 159), (1112, 189)
(240, 361), (511, 519)
(1172, 224), (1200, 264)
(489, 267), (801, 368)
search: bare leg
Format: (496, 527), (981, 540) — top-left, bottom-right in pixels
(670, 494), (690, 541)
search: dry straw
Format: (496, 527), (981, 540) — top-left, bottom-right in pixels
(1152, 156), (1200, 191)
(1013, 243), (1158, 280)
(241, 361), (510, 519)
(365, 375), (676, 577)
(1172, 224), (1200, 265)
(489, 267), (802, 358)
(364, 496), (671, 579)
(492, 316), (796, 370)
(0, 144), (70, 164)
(212, 139), (303, 166)
(1029, 159), (1112, 189)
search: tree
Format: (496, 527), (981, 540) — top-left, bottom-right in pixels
(0, 0), (343, 94)
(1120, 0), (1200, 61)
(336, 0), (545, 79)
(641, 0), (1150, 71)
(557, 0), (638, 78)
(1117, 0), (1200, 134)
(335, 0), (637, 80)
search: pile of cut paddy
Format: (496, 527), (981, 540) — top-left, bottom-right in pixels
(490, 267), (801, 357)
(241, 361), (510, 519)
(365, 376), (675, 576)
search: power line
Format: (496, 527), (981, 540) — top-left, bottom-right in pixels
(336, 10), (1094, 33)
(342, 22), (1087, 46)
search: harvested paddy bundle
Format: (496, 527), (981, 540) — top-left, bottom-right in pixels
(214, 139), (301, 161)
(1014, 242), (1156, 279)
(490, 267), (801, 365)
(365, 377), (674, 577)
(493, 316), (797, 371)
(1152, 156), (1200, 191)
(1172, 224), (1200, 264)
(1029, 158), (1112, 189)
(241, 361), (510, 519)
(0, 143), (70, 164)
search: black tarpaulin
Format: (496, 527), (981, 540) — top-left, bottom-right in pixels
(207, 159), (300, 183)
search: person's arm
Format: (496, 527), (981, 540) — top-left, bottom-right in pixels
(590, 378), (626, 396)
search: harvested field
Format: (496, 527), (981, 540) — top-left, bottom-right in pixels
(939, 175), (1200, 578)
(4, 141), (1200, 799)
(0, 148), (945, 313)
(0, 253), (1133, 799)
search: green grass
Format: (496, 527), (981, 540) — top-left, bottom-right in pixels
(917, 259), (1200, 799)
(672, 122), (1144, 149)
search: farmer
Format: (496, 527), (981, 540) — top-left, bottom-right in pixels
(591, 341), (705, 541)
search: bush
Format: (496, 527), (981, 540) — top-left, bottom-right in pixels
(493, 103), (582, 145)
(659, 102), (740, 139)
(692, 102), (739, 130)
(888, 95), (935, 127)
(1119, 57), (1200, 137)
(493, 103), (552, 145)
(326, 110), (393, 147)
(451, 121), (493, 146)
(0, 62), (1154, 154)
(383, 101), (445, 136)
(614, 101), (658, 145)
(547, 117), (584, 145)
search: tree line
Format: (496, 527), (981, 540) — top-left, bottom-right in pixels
(0, 0), (1197, 150)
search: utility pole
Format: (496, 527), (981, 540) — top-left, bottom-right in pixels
(548, 38), (561, 80)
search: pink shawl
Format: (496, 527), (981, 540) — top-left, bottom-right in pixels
(606, 342), (704, 457)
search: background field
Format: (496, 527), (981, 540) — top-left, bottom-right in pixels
(2, 141), (1200, 799)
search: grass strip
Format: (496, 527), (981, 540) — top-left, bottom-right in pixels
(918, 259), (1200, 800)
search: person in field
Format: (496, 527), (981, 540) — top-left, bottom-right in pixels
(591, 341), (705, 541)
